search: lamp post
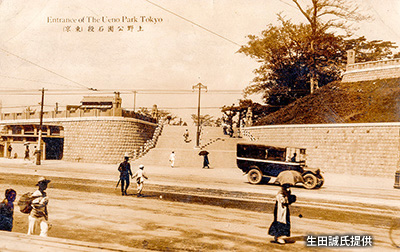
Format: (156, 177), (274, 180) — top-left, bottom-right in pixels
(192, 83), (207, 148)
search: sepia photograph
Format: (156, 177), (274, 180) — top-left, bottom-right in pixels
(0, 0), (400, 251)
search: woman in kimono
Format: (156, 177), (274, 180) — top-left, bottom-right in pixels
(268, 184), (296, 244)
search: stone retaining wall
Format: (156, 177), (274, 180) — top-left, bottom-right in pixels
(60, 118), (156, 164)
(0, 117), (157, 164)
(243, 123), (400, 177)
(342, 66), (400, 82)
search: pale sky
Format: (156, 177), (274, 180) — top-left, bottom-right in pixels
(0, 0), (399, 123)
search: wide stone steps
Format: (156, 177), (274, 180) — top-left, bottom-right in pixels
(137, 125), (242, 168)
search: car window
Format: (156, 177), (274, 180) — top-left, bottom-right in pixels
(237, 144), (285, 160)
(237, 145), (265, 158)
(267, 148), (285, 161)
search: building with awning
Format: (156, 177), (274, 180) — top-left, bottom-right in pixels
(0, 123), (64, 160)
(0, 92), (160, 164)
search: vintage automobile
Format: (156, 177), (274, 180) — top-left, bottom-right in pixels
(236, 142), (324, 189)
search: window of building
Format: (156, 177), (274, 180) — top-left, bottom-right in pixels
(11, 126), (22, 135)
(50, 126), (61, 136)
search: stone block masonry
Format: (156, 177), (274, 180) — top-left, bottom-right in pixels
(0, 116), (157, 164)
(342, 58), (400, 83)
(243, 122), (400, 178)
(342, 66), (400, 82)
(61, 117), (156, 164)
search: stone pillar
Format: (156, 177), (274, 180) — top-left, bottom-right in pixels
(347, 49), (355, 65)
(112, 92), (122, 117)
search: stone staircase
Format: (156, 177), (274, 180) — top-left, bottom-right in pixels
(128, 119), (164, 160)
(135, 125), (243, 168)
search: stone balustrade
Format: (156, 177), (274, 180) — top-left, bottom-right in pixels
(0, 108), (157, 124)
(346, 58), (400, 72)
(343, 58), (400, 82)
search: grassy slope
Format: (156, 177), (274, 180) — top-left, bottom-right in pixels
(255, 78), (400, 125)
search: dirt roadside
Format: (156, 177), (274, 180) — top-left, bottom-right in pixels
(1, 179), (396, 251)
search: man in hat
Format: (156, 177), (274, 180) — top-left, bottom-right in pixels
(118, 154), (132, 196)
(132, 164), (148, 197)
(27, 176), (50, 237)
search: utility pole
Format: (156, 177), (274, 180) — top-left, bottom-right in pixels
(192, 83), (207, 148)
(36, 88), (45, 165)
(133, 90), (137, 112)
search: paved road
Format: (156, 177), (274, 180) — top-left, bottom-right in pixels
(0, 180), (397, 251)
(0, 159), (399, 251)
(0, 158), (398, 211)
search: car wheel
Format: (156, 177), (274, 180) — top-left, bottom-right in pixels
(248, 168), (263, 184)
(316, 178), (324, 188)
(303, 173), (318, 189)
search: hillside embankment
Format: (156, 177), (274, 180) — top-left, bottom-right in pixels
(256, 78), (400, 125)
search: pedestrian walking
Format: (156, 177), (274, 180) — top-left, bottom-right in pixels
(203, 153), (210, 169)
(132, 164), (148, 197)
(7, 144), (12, 158)
(228, 126), (234, 137)
(199, 150), (210, 169)
(33, 146), (39, 164)
(222, 122), (228, 135)
(27, 177), (51, 237)
(0, 189), (16, 231)
(183, 129), (190, 143)
(268, 184), (296, 244)
(118, 154), (133, 196)
(169, 151), (175, 168)
(24, 145), (30, 161)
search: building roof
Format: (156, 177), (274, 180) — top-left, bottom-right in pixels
(81, 96), (114, 103)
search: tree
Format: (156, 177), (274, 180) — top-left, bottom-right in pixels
(290, 0), (370, 93)
(137, 107), (151, 116)
(137, 107), (177, 123)
(239, 16), (396, 108)
(221, 99), (277, 127)
(221, 104), (237, 128)
(344, 36), (397, 62)
(191, 114), (215, 126)
(239, 17), (343, 106)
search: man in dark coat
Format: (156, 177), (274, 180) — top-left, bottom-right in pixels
(203, 153), (210, 169)
(118, 155), (133, 196)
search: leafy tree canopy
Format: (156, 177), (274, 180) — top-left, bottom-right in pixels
(191, 114), (215, 126)
(221, 99), (278, 126)
(238, 16), (343, 106)
(345, 36), (398, 62)
(239, 16), (398, 108)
